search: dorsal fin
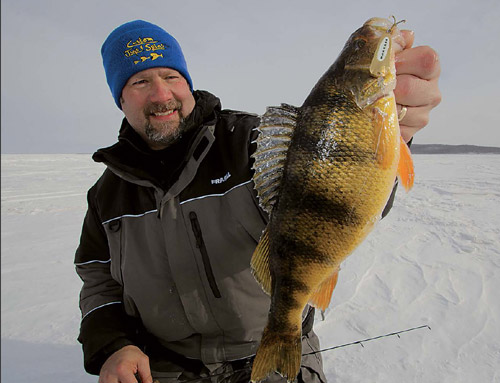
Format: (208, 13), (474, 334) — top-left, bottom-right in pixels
(251, 104), (299, 214)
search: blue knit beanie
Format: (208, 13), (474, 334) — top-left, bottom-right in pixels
(101, 20), (193, 109)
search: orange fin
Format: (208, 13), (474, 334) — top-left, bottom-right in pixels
(371, 97), (399, 169)
(250, 227), (272, 295)
(397, 136), (414, 191)
(308, 268), (340, 311)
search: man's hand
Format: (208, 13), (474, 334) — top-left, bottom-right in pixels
(99, 345), (153, 383)
(395, 30), (442, 143)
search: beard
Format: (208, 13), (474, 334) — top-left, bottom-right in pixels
(143, 101), (190, 148)
(144, 116), (188, 147)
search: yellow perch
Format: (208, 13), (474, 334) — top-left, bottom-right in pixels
(250, 16), (414, 382)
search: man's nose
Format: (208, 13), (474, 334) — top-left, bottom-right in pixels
(149, 80), (173, 103)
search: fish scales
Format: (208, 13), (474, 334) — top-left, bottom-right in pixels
(250, 16), (414, 382)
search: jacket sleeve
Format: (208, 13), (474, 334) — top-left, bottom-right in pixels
(75, 185), (140, 374)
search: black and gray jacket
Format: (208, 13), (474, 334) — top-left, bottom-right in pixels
(75, 91), (331, 381)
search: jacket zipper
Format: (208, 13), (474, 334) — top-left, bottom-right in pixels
(189, 212), (222, 298)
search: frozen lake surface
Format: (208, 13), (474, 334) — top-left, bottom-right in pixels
(2, 154), (500, 382)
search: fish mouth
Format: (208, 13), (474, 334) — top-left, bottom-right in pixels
(365, 16), (407, 52)
(364, 16), (400, 30)
(391, 33), (406, 55)
(364, 16), (405, 34)
(356, 17), (405, 108)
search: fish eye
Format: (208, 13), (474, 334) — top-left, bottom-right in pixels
(354, 39), (366, 50)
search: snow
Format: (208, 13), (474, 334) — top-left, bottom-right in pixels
(2, 154), (500, 383)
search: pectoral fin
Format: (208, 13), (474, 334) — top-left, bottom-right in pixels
(397, 136), (414, 191)
(371, 96), (399, 169)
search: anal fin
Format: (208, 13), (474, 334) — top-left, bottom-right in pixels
(308, 268), (340, 311)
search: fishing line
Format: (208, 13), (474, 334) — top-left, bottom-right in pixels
(154, 325), (431, 383)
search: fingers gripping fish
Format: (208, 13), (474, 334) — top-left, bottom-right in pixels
(250, 17), (414, 382)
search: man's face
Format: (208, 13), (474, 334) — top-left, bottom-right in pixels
(120, 67), (196, 150)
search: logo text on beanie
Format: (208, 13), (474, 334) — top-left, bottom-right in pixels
(124, 36), (168, 65)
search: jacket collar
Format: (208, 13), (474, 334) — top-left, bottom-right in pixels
(93, 90), (221, 189)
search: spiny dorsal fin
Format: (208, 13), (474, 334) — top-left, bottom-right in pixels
(251, 103), (299, 214)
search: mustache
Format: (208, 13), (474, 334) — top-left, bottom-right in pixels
(144, 101), (182, 115)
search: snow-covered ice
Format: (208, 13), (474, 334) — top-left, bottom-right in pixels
(2, 154), (500, 382)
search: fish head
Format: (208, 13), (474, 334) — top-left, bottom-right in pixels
(334, 16), (406, 109)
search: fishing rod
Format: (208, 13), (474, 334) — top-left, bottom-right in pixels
(153, 324), (431, 383)
(303, 324), (431, 356)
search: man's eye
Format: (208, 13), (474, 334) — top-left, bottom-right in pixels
(132, 79), (147, 85)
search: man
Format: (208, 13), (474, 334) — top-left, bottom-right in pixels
(75, 20), (441, 383)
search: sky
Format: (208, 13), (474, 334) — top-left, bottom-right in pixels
(1, 0), (499, 154)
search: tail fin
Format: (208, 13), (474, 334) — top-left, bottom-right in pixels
(251, 327), (302, 383)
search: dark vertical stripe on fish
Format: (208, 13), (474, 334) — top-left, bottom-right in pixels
(272, 232), (332, 266)
(292, 192), (359, 226)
